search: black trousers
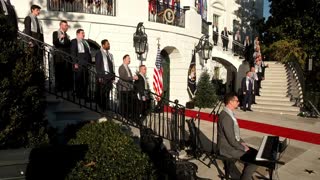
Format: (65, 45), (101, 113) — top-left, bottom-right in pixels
(119, 91), (134, 119)
(222, 39), (229, 50)
(96, 81), (113, 112)
(242, 91), (252, 110)
(75, 67), (89, 98)
(213, 34), (218, 45)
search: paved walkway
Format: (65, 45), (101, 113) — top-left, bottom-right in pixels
(185, 108), (320, 180)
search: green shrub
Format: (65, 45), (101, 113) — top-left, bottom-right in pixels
(67, 121), (153, 180)
(0, 12), (48, 149)
(194, 71), (218, 108)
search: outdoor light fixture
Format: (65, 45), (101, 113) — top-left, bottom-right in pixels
(195, 34), (213, 63)
(133, 22), (148, 64)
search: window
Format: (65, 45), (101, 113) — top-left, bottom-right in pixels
(212, 14), (219, 26)
(48, 0), (116, 16)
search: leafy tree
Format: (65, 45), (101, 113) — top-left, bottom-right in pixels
(262, 0), (320, 57)
(234, 0), (261, 37)
(266, 39), (307, 66)
(67, 121), (153, 179)
(0, 12), (48, 148)
(194, 71), (218, 108)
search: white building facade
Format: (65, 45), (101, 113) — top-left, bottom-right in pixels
(11, 0), (247, 105)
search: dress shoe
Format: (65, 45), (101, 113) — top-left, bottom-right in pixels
(247, 109), (253, 111)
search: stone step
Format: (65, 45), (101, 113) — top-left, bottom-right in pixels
(250, 108), (299, 116)
(264, 77), (288, 81)
(265, 72), (287, 76)
(260, 88), (288, 94)
(262, 81), (288, 86)
(260, 86), (288, 91)
(251, 104), (299, 112)
(54, 108), (101, 121)
(254, 99), (294, 106)
(255, 96), (291, 102)
(266, 66), (286, 69)
(264, 74), (287, 78)
(265, 75), (287, 79)
(259, 92), (288, 97)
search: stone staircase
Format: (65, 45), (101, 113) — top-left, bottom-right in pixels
(252, 61), (300, 116)
(46, 94), (102, 132)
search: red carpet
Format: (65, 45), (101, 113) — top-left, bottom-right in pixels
(167, 107), (320, 145)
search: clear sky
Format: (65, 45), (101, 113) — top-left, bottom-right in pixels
(263, 0), (271, 19)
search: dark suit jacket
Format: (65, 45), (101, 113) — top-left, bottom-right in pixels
(241, 77), (253, 95)
(217, 110), (245, 159)
(134, 74), (149, 100)
(70, 39), (92, 66)
(24, 15), (43, 42)
(95, 50), (115, 82)
(52, 31), (71, 52)
(118, 64), (134, 91)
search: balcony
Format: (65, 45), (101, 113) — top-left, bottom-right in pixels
(48, 0), (116, 16)
(148, 1), (185, 28)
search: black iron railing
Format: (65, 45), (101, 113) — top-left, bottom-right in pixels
(48, 0), (116, 16)
(232, 40), (245, 57)
(148, 1), (185, 28)
(287, 61), (320, 116)
(17, 31), (186, 148)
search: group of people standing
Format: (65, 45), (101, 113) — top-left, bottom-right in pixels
(240, 36), (268, 112)
(24, 4), (151, 121)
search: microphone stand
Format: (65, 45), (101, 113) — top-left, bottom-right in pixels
(201, 100), (223, 169)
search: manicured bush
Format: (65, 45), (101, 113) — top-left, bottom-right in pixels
(67, 121), (153, 179)
(0, 11), (48, 149)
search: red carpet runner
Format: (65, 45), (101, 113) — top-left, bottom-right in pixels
(182, 108), (320, 145)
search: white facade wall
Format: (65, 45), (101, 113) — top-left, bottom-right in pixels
(11, 0), (241, 105)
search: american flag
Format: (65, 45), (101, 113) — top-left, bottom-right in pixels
(153, 47), (163, 100)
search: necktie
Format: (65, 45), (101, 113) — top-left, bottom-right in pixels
(35, 16), (40, 33)
(82, 40), (89, 49)
(106, 53), (114, 74)
(249, 80), (252, 91)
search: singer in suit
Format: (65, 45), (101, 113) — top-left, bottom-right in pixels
(95, 39), (115, 112)
(212, 23), (219, 45)
(24, 4), (44, 64)
(221, 27), (229, 51)
(134, 65), (151, 121)
(52, 20), (71, 91)
(117, 55), (138, 119)
(217, 93), (258, 180)
(241, 71), (253, 111)
(70, 29), (92, 99)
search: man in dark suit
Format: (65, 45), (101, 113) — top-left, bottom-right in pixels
(95, 39), (115, 112)
(241, 71), (253, 111)
(134, 65), (151, 121)
(70, 29), (92, 99)
(221, 27), (230, 51)
(52, 20), (71, 91)
(217, 92), (258, 180)
(24, 4), (44, 64)
(212, 23), (219, 45)
(117, 55), (138, 118)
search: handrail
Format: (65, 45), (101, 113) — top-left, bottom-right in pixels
(17, 31), (186, 147)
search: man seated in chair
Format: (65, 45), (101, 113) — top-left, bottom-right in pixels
(217, 92), (258, 180)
